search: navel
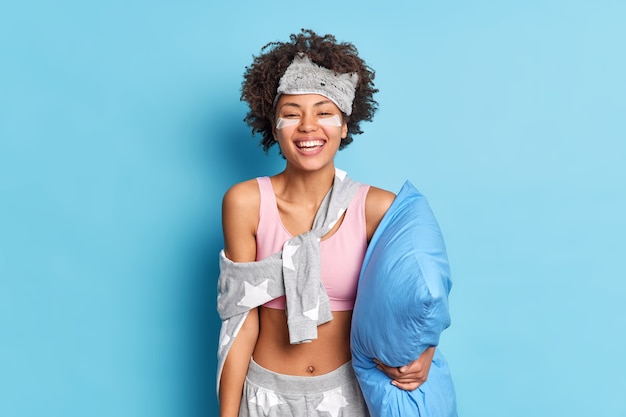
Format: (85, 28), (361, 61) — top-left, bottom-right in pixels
(306, 365), (315, 374)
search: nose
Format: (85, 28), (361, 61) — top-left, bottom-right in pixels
(298, 113), (319, 132)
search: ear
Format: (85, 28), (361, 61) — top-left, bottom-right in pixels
(341, 121), (348, 139)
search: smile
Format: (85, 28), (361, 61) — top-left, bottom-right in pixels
(295, 140), (325, 149)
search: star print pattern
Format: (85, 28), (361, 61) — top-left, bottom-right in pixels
(302, 298), (320, 321)
(327, 208), (346, 230)
(237, 280), (273, 308)
(218, 321), (231, 352)
(315, 388), (349, 417)
(282, 243), (300, 271)
(250, 388), (284, 414)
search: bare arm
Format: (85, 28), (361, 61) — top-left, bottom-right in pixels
(219, 180), (260, 417)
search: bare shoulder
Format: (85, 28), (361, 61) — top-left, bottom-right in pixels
(222, 179), (260, 215)
(365, 185), (396, 241)
(222, 178), (260, 262)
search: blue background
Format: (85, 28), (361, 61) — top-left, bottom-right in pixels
(1, 1), (625, 416)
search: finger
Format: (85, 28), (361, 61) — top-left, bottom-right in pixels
(391, 380), (422, 391)
(373, 359), (392, 370)
(390, 366), (426, 378)
(394, 370), (427, 380)
(398, 360), (424, 375)
(376, 364), (400, 378)
(374, 360), (398, 375)
(392, 376), (426, 385)
(374, 359), (425, 380)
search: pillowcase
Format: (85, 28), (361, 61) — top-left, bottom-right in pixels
(351, 181), (457, 417)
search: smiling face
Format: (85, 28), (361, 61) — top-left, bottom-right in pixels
(273, 94), (348, 171)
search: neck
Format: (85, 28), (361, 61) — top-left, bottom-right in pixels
(275, 164), (336, 206)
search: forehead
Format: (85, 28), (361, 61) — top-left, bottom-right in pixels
(275, 94), (340, 109)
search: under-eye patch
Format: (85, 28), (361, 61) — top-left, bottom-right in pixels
(318, 115), (342, 127)
(276, 118), (300, 129)
(276, 114), (343, 130)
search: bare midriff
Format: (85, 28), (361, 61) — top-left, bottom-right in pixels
(253, 306), (352, 376)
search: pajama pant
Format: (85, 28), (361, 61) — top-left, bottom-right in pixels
(239, 358), (370, 417)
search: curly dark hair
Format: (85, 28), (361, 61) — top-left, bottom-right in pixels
(241, 29), (378, 153)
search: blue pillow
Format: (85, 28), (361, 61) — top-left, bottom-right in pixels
(351, 181), (457, 417)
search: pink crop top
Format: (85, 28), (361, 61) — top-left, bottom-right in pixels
(255, 177), (369, 311)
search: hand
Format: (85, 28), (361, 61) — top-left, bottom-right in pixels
(373, 346), (436, 391)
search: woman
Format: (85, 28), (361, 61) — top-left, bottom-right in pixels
(217, 29), (435, 417)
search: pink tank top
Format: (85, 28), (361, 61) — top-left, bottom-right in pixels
(255, 177), (369, 311)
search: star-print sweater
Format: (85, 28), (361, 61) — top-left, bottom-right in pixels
(216, 169), (361, 396)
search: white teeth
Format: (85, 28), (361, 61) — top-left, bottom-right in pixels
(297, 140), (324, 148)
